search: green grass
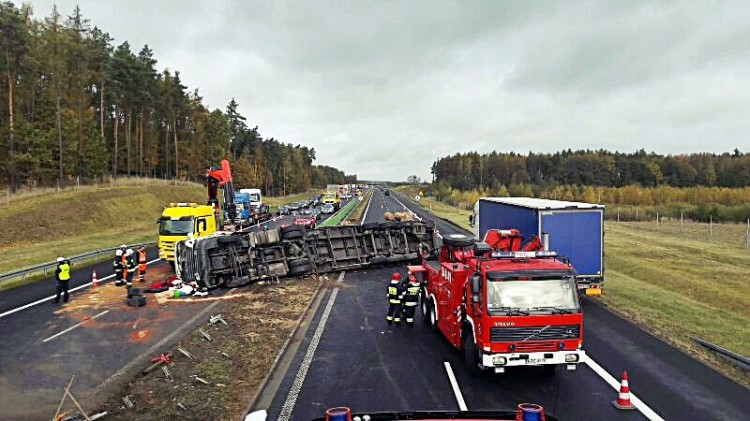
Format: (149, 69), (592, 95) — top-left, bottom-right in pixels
(346, 190), (374, 224)
(398, 189), (750, 386)
(0, 179), (206, 274)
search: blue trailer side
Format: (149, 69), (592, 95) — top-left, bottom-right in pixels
(474, 198), (604, 293)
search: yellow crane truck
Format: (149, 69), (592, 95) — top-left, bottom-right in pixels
(158, 203), (217, 264)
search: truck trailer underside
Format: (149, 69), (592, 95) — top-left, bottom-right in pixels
(175, 220), (438, 289)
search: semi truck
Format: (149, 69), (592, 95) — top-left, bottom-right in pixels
(410, 229), (585, 375)
(158, 203), (218, 264)
(472, 197), (604, 295)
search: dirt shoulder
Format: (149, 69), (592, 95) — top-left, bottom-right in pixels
(97, 277), (320, 420)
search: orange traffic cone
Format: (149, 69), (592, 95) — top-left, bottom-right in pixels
(92, 270), (99, 288)
(612, 371), (636, 410)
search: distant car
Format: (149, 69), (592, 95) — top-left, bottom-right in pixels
(384, 189), (390, 196)
(298, 201), (310, 209)
(278, 205), (290, 215)
(288, 202), (300, 211)
(310, 208), (321, 220)
(321, 204), (335, 214)
(294, 214), (316, 229)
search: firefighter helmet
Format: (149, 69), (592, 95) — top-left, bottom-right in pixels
(392, 272), (401, 281)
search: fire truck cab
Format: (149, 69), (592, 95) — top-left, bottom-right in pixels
(414, 230), (585, 374)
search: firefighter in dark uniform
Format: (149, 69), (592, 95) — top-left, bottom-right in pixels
(54, 257), (71, 303)
(113, 249), (125, 286)
(402, 274), (421, 326)
(125, 248), (136, 287)
(386, 272), (403, 324)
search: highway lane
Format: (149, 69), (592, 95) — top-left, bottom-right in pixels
(261, 188), (748, 420)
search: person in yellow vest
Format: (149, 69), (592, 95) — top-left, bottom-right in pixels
(54, 257), (72, 303)
(137, 246), (148, 282)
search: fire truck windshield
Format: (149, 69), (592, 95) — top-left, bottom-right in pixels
(486, 277), (578, 314)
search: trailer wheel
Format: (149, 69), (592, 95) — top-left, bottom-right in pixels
(361, 222), (379, 231)
(289, 264), (311, 276)
(369, 256), (387, 265)
(462, 333), (480, 374)
(281, 225), (304, 240)
(288, 258), (311, 269)
(442, 234), (474, 248)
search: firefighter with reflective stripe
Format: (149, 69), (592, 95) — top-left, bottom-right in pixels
(402, 274), (420, 326)
(113, 249), (125, 286)
(125, 248), (136, 287)
(54, 257), (71, 303)
(137, 246), (147, 282)
(386, 272), (404, 324)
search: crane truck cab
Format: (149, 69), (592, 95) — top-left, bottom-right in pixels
(158, 203), (217, 263)
(415, 229), (584, 375)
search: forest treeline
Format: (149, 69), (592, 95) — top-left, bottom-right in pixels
(432, 149), (750, 191)
(0, 3), (354, 195)
(427, 149), (750, 222)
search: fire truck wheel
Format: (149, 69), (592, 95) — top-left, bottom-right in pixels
(462, 333), (480, 374)
(429, 304), (438, 332)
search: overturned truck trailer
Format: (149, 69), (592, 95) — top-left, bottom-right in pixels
(175, 220), (438, 289)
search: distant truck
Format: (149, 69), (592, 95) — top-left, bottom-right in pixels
(158, 203), (217, 264)
(321, 191), (341, 210)
(472, 197), (604, 295)
(238, 188), (271, 225)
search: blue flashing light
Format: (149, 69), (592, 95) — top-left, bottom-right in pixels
(509, 344), (516, 351)
(326, 407), (352, 421)
(517, 403), (545, 421)
(558, 342), (565, 350)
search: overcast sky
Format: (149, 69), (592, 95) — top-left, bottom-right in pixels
(23, 1), (750, 181)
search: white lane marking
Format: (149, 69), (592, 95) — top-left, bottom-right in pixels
(390, 193), (423, 221)
(360, 190), (374, 224)
(0, 258), (162, 320)
(584, 356), (665, 421)
(42, 309), (110, 343)
(278, 271), (345, 421)
(443, 361), (468, 411)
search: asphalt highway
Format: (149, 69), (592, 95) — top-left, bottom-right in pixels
(261, 188), (749, 421)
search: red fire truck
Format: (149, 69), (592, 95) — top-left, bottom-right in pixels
(410, 229), (585, 374)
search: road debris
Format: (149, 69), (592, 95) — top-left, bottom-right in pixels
(122, 395), (134, 409)
(198, 328), (213, 342)
(192, 375), (210, 385)
(209, 314), (228, 326)
(142, 353), (172, 375)
(161, 365), (173, 382)
(177, 346), (195, 360)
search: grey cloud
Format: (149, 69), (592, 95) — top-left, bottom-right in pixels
(24, 0), (750, 181)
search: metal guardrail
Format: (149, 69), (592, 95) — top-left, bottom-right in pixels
(0, 241), (157, 285)
(690, 336), (750, 372)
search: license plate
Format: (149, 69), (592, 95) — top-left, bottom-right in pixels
(585, 287), (602, 296)
(526, 358), (547, 365)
